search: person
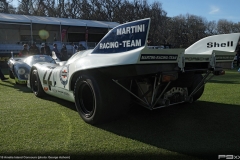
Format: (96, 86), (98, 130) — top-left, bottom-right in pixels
(40, 43), (51, 56)
(19, 44), (29, 56)
(0, 67), (8, 81)
(60, 44), (68, 61)
(72, 43), (78, 55)
(52, 43), (61, 60)
(29, 42), (40, 55)
(147, 38), (152, 46)
(53, 33), (57, 41)
(236, 41), (240, 67)
(40, 43), (45, 55)
(78, 44), (86, 51)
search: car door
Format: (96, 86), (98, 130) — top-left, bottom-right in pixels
(42, 64), (74, 102)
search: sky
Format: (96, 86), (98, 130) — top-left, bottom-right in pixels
(150, 0), (240, 23)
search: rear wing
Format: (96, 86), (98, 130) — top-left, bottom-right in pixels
(183, 50), (235, 70)
(138, 47), (236, 72)
(86, 18), (238, 72)
(183, 33), (239, 71)
(185, 33), (240, 54)
(138, 33), (239, 71)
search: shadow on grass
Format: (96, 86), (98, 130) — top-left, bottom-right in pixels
(97, 101), (240, 159)
(13, 92), (238, 159)
(0, 77), (77, 111)
(0, 80), (32, 93)
(42, 95), (77, 112)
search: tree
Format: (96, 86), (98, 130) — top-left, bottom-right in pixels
(232, 22), (240, 33)
(205, 20), (217, 36)
(149, 1), (167, 45)
(0, 0), (15, 13)
(64, 0), (81, 19)
(0, 0), (239, 48)
(217, 19), (235, 34)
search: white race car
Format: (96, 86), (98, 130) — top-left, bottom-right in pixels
(27, 18), (239, 124)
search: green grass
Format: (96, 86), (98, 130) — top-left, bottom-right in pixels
(1, 68), (240, 160)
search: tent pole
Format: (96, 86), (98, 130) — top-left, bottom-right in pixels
(60, 22), (62, 42)
(86, 24), (88, 49)
(30, 20), (33, 44)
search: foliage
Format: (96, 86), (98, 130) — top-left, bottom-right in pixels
(0, 0), (240, 47)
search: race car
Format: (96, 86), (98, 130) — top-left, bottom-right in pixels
(8, 54), (58, 84)
(27, 18), (239, 125)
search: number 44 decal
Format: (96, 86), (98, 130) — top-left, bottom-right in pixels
(43, 69), (54, 87)
(42, 66), (69, 89)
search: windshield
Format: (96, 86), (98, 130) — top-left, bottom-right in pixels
(24, 55), (56, 66)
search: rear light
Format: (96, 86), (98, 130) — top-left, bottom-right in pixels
(213, 70), (225, 75)
(162, 74), (177, 82)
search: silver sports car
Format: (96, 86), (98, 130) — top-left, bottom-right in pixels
(8, 55), (57, 84)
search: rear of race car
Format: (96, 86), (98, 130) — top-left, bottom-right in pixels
(127, 33), (239, 109)
(70, 18), (239, 124)
(23, 18), (238, 125)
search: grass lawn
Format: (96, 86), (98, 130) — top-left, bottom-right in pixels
(0, 68), (240, 160)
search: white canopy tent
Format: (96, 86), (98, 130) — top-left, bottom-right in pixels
(0, 13), (118, 27)
(0, 13), (119, 44)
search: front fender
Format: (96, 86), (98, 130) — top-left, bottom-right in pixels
(29, 63), (58, 89)
(13, 63), (30, 81)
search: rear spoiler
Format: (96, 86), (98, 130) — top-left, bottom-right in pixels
(183, 50), (235, 71)
(138, 32), (239, 71)
(185, 33), (240, 54)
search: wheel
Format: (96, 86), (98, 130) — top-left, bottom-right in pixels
(74, 71), (130, 125)
(188, 74), (204, 102)
(9, 69), (14, 79)
(30, 69), (45, 97)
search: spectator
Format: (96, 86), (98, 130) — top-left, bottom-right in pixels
(19, 44), (29, 56)
(53, 33), (57, 41)
(52, 43), (61, 60)
(78, 44), (86, 51)
(40, 43), (45, 55)
(72, 43), (78, 54)
(29, 42), (40, 55)
(61, 44), (68, 61)
(45, 44), (51, 56)
(40, 43), (51, 56)
(0, 67), (8, 81)
(147, 38), (152, 46)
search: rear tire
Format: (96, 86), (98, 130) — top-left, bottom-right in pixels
(30, 69), (45, 97)
(188, 74), (204, 102)
(74, 71), (130, 125)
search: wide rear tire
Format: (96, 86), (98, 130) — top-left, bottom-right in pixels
(188, 74), (204, 102)
(30, 69), (45, 97)
(74, 71), (130, 125)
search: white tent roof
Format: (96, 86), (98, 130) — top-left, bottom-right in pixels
(0, 13), (119, 28)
